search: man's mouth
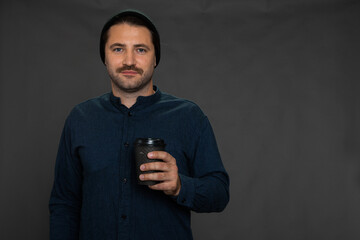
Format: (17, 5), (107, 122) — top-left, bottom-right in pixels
(121, 70), (139, 75)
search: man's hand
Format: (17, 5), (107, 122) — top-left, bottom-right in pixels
(139, 151), (181, 196)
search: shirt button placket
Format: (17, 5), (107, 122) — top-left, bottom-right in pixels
(118, 109), (132, 238)
(122, 143), (129, 185)
(123, 142), (129, 184)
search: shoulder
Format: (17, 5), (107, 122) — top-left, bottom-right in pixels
(159, 91), (206, 118)
(67, 93), (111, 120)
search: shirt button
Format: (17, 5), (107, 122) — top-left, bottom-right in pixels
(121, 214), (127, 219)
(128, 111), (133, 116)
(124, 142), (129, 147)
(122, 178), (127, 183)
(181, 199), (186, 203)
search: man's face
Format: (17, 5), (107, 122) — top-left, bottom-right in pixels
(104, 23), (156, 93)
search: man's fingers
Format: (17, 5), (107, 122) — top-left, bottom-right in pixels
(139, 172), (168, 181)
(147, 151), (174, 163)
(140, 161), (168, 171)
(148, 179), (181, 196)
(140, 169), (179, 181)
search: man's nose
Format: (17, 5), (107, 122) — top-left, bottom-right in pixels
(123, 51), (135, 66)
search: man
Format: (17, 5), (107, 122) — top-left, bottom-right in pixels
(49, 10), (229, 240)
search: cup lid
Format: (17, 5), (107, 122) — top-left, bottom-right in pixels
(134, 138), (165, 146)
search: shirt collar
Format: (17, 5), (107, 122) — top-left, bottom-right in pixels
(109, 85), (161, 112)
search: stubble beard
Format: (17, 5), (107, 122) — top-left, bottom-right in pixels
(109, 65), (153, 93)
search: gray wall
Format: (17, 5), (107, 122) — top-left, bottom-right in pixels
(1, 0), (360, 239)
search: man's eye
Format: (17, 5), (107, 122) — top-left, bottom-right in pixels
(114, 48), (123, 52)
(137, 48), (146, 54)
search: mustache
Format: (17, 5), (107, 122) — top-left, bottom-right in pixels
(116, 65), (143, 74)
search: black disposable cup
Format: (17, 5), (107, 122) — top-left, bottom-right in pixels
(134, 138), (166, 185)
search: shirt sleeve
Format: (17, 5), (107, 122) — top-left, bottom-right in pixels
(174, 116), (230, 213)
(49, 116), (82, 240)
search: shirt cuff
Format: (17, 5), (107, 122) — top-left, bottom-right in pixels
(171, 173), (195, 209)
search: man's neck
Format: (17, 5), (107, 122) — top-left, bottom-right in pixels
(111, 83), (155, 108)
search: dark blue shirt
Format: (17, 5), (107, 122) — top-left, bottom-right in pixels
(49, 87), (229, 240)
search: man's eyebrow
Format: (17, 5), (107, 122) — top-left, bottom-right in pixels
(109, 43), (125, 48)
(134, 44), (151, 50)
(109, 43), (151, 50)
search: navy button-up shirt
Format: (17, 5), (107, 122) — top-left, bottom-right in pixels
(49, 87), (229, 240)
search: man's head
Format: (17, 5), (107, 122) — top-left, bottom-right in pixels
(100, 10), (160, 95)
(100, 10), (160, 67)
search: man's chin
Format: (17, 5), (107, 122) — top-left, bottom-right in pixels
(121, 87), (142, 93)
(117, 83), (149, 93)
(110, 76), (153, 94)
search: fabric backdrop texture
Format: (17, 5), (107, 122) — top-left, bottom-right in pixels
(0, 0), (359, 239)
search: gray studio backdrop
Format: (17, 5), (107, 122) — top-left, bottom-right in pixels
(1, 0), (360, 239)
